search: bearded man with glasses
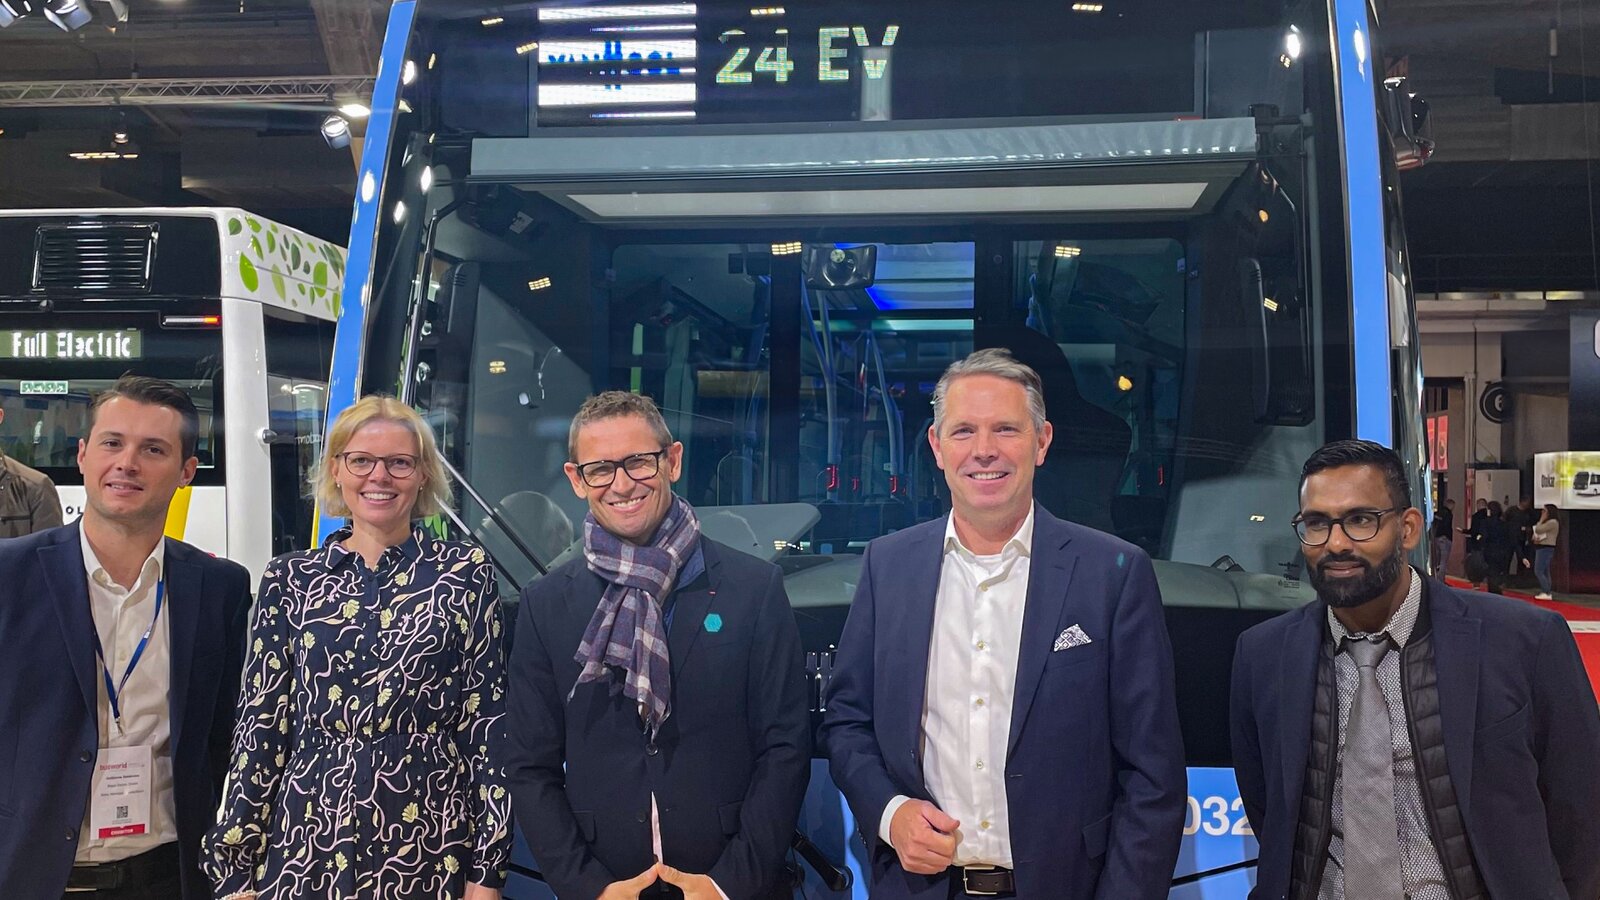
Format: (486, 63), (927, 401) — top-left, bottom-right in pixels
(501, 390), (810, 900)
(1229, 439), (1600, 900)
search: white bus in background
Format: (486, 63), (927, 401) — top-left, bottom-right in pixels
(0, 208), (345, 582)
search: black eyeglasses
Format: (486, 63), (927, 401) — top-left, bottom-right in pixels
(338, 452), (418, 479)
(1291, 508), (1398, 546)
(574, 449), (668, 488)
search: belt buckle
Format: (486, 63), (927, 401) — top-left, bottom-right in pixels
(962, 864), (1000, 897)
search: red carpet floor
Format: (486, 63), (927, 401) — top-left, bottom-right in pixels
(1443, 577), (1600, 701)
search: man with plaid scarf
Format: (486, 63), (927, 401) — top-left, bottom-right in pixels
(502, 391), (811, 900)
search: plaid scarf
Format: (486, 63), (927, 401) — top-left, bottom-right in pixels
(575, 494), (700, 738)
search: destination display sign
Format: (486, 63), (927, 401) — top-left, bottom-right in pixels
(2, 329), (143, 361)
(528, 0), (1203, 126)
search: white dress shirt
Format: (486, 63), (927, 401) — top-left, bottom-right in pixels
(879, 508), (1034, 868)
(76, 529), (177, 863)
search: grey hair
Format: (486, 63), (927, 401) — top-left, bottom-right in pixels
(931, 348), (1047, 434)
(567, 390), (675, 461)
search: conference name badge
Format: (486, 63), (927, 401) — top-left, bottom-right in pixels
(89, 745), (152, 839)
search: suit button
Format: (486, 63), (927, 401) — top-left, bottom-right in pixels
(645, 742), (659, 756)
(65, 829), (75, 841)
(80, 751), (92, 762)
(636, 811), (648, 823)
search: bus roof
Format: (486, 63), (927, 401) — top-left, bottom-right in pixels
(0, 206), (346, 321)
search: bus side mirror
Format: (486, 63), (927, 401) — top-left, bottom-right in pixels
(1383, 77), (1434, 170)
(1240, 258), (1314, 426)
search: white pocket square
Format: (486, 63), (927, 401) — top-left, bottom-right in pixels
(1053, 624), (1093, 652)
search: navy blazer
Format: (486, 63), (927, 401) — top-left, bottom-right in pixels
(0, 521), (251, 900)
(820, 505), (1187, 900)
(1230, 577), (1600, 900)
(500, 537), (811, 900)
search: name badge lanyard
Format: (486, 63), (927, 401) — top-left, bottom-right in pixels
(91, 581), (164, 733)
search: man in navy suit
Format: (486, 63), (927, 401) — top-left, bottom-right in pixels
(1230, 440), (1600, 900)
(0, 376), (250, 900)
(501, 391), (810, 900)
(821, 348), (1186, 899)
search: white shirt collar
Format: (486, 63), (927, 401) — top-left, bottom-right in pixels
(943, 504), (1035, 559)
(80, 523), (166, 593)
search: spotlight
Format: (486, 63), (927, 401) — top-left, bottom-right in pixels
(42, 0), (92, 30)
(0, 0), (32, 28)
(1284, 26), (1303, 61)
(338, 102), (371, 119)
(320, 114), (351, 150)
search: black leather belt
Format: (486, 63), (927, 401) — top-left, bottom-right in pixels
(66, 842), (179, 891)
(956, 864), (1014, 896)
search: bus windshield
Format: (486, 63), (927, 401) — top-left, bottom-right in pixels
(0, 313), (223, 486)
(368, 0), (1330, 593)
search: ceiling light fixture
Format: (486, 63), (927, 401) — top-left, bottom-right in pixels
(338, 102), (371, 119)
(0, 0), (31, 28)
(320, 114), (351, 149)
(42, 0), (92, 30)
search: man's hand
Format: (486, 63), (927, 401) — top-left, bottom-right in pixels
(889, 799), (960, 875)
(463, 884), (501, 900)
(657, 863), (724, 899)
(598, 864), (660, 900)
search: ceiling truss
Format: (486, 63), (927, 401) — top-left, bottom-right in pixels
(0, 76), (376, 108)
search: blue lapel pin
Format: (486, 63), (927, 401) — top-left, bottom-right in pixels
(704, 613), (723, 633)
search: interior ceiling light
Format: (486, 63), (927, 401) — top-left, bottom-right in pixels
(69, 148), (136, 160)
(337, 102), (372, 119)
(320, 114), (351, 150)
(538, 4), (696, 21)
(527, 277), (552, 291)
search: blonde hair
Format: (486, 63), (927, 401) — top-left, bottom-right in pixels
(314, 395), (452, 519)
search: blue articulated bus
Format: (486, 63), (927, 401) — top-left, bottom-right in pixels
(320, 1), (1433, 895)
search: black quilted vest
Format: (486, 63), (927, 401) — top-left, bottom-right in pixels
(1287, 584), (1488, 900)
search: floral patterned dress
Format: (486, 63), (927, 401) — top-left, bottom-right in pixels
(202, 532), (512, 900)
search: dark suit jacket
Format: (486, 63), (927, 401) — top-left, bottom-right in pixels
(820, 505), (1187, 900)
(0, 521), (251, 900)
(501, 537), (811, 900)
(1230, 577), (1600, 900)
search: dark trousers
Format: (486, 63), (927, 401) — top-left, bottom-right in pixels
(63, 873), (182, 900)
(63, 843), (182, 900)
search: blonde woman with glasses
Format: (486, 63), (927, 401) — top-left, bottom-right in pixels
(202, 396), (511, 900)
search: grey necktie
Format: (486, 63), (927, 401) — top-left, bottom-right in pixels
(1341, 635), (1403, 900)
